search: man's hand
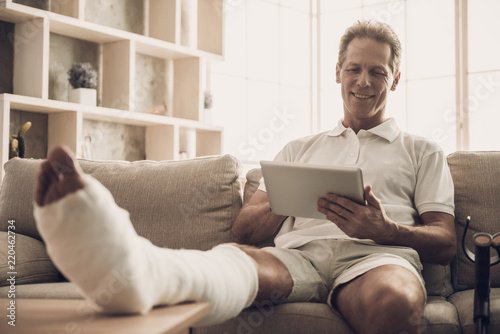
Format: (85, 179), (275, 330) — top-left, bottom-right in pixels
(232, 190), (287, 245)
(317, 185), (396, 243)
(317, 185), (457, 265)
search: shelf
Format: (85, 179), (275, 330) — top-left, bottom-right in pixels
(0, 0), (224, 181)
(1, 94), (223, 131)
(0, 0), (224, 61)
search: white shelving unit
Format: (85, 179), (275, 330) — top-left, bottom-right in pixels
(0, 0), (224, 179)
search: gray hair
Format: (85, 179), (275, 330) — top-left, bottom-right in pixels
(338, 20), (402, 76)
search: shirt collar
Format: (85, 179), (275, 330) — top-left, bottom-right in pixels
(327, 118), (400, 143)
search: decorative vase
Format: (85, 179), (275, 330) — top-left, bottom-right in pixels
(203, 108), (213, 124)
(69, 88), (97, 106)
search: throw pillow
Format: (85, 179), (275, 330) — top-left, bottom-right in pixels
(0, 232), (63, 286)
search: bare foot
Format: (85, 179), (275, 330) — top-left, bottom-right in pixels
(34, 146), (86, 206)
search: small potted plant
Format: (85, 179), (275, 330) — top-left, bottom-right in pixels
(67, 62), (98, 106)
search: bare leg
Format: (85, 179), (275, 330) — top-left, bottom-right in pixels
(333, 265), (425, 334)
(233, 244), (293, 303)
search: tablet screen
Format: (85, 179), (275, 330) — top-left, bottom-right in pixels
(260, 160), (365, 219)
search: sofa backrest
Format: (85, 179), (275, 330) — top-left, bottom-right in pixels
(448, 151), (500, 290)
(0, 155), (243, 251)
(3, 151), (500, 292)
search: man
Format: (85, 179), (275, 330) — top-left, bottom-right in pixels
(232, 19), (456, 333)
(34, 20), (455, 334)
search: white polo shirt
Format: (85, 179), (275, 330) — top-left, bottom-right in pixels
(259, 118), (455, 249)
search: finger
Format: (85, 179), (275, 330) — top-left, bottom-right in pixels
(324, 193), (357, 213)
(318, 205), (347, 225)
(318, 198), (350, 221)
(317, 204), (328, 216)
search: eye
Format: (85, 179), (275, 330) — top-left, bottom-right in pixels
(373, 70), (387, 76)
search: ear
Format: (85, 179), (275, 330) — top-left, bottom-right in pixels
(391, 72), (401, 91)
(336, 64), (341, 84)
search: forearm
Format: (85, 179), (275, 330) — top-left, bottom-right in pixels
(379, 215), (457, 265)
(232, 200), (286, 245)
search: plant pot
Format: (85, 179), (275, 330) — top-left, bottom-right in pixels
(69, 88), (97, 106)
(202, 108), (213, 124)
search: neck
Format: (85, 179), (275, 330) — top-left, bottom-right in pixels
(342, 117), (386, 134)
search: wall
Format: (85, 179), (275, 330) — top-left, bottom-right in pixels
(85, 0), (144, 35)
(0, 21), (14, 94)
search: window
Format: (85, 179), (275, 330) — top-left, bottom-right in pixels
(467, 0), (500, 151)
(211, 0), (312, 163)
(212, 0), (500, 164)
(319, 0), (457, 153)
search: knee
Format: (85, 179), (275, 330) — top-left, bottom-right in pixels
(230, 244), (293, 303)
(372, 284), (423, 314)
(365, 281), (425, 331)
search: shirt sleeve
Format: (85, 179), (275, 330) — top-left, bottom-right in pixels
(414, 150), (455, 217)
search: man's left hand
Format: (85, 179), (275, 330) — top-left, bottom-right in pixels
(317, 185), (396, 243)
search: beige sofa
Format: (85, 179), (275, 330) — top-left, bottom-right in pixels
(1, 152), (499, 334)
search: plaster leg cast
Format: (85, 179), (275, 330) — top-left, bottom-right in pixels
(33, 148), (258, 326)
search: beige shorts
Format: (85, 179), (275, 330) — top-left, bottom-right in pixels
(262, 239), (425, 311)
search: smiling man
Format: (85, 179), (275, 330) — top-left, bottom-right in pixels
(233, 20), (456, 333)
(34, 20), (456, 334)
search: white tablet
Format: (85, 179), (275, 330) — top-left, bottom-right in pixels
(260, 160), (365, 219)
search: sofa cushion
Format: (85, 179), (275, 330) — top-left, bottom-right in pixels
(422, 296), (461, 334)
(196, 298), (461, 334)
(243, 168), (281, 248)
(447, 151), (500, 290)
(421, 262), (454, 297)
(195, 302), (352, 334)
(0, 232), (64, 286)
(0, 282), (82, 299)
(449, 288), (500, 334)
(0, 155), (243, 251)
(243, 168), (263, 204)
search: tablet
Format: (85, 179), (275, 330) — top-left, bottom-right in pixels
(260, 160), (365, 219)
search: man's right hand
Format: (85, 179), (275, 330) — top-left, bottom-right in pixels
(232, 190), (287, 245)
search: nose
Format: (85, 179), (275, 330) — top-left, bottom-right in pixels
(356, 70), (370, 88)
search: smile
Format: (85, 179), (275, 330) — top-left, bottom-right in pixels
(352, 93), (373, 99)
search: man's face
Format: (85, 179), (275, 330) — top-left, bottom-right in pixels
(336, 37), (400, 128)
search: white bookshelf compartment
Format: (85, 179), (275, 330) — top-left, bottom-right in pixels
(0, 0), (224, 182)
(0, 94), (223, 178)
